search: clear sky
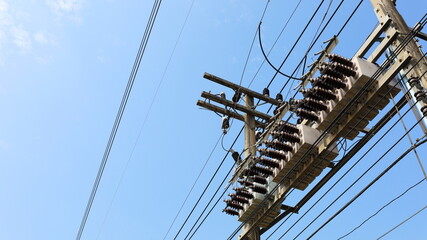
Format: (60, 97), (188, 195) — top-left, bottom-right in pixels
(0, 0), (427, 239)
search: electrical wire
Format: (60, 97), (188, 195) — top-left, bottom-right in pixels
(185, 1), (368, 238)
(273, 50), (427, 239)
(273, 92), (417, 240)
(264, 92), (407, 239)
(238, 0), (271, 86)
(247, 0), (304, 88)
(75, 1), (162, 239)
(226, 1), (369, 237)
(376, 205), (427, 239)
(162, 134), (222, 240)
(265, 0), (328, 89)
(275, 53), (427, 238)
(306, 135), (427, 240)
(92, 0), (198, 238)
(171, 127), (243, 240)
(227, 14), (427, 239)
(170, 1), (274, 238)
(337, 178), (426, 239)
(258, 22), (304, 80)
(268, 52), (427, 239)
(179, 1), (380, 238)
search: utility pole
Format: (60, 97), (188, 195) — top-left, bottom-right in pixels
(369, 0), (427, 130)
(196, 1), (426, 239)
(242, 95), (260, 240)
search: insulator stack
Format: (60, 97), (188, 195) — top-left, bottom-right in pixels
(256, 156), (281, 168)
(276, 93), (283, 102)
(258, 148), (288, 160)
(319, 65), (345, 79)
(319, 75), (347, 89)
(233, 187), (254, 199)
(223, 208), (239, 216)
(295, 109), (320, 122)
(250, 185), (268, 194)
(224, 199), (244, 210)
(251, 175), (268, 185)
(264, 139), (294, 152)
(237, 179), (254, 187)
(311, 87), (337, 100)
(270, 131), (301, 143)
(301, 98), (328, 112)
(311, 78), (336, 90)
(327, 53), (354, 67)
(276, 121), (300, 134)
(301, 87), (337, 101)
(322, 62), (357, 77)
(228, 193), (249, 204)
(290, 98), (304, 107)
(250, 165), (275, 176)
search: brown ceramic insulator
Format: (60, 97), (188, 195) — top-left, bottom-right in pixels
(251, 175), (268, 185)
(276, 121), (300, 134)
(295, 109), (320, 122)
(311, 78), (336, 90)
(258, 157), (281, 168)
(223, 208), (239, 216)
(327, 53), (354, 67)
(320, 74), (347, 89)
(250, 185), (268, 194)
(270, 131), (301, 143)
(311, 86), (337, 100)
(228, 193), (250, 204)
(224, 199), (244, 210)
(330, 62), (356, 77)
(302, 97), (328, 112)
(264, 139), (294, 152)
(237, 179), (254, 187)
(234, 189), (254, 199)
(250, 165), (274, 176)
(258, 148), (288, 160)
(319, 65), (345, 79)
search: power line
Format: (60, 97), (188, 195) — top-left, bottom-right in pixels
(258, 22), (303, 80)
(186, 1), (365, 237)
(169, 1), (273, 238)
(305, 128), (427, 240)
(265, 0), (328, 89)
(247, 0), (304, 88)
(338, 178), (426, 239)
(276, 18), (427, 236)
(95, 1), (198, 239)
(376, 205), (427, 240)
(162, 134), (222, 240)
(171, 127), (242, 240)
(225, 1), (369, 238)
(227, 13), (427, 239)
(272, 52), (427, 239)
(75, 1), (162, 239)
(266, 92), (412, 240)
(182, 1), (371, 238)
(239, 0), (271, 86)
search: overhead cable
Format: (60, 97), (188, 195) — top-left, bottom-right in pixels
(338, 178), (426, 239)
(75, 1), (162, 239)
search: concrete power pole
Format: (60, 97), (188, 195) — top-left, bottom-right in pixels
(242, 95), (261, 240)
(369, 0), (427, 126)
(196, 1), (427, 240)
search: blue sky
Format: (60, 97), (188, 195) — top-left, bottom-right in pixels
(0, 0), (426, 239)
